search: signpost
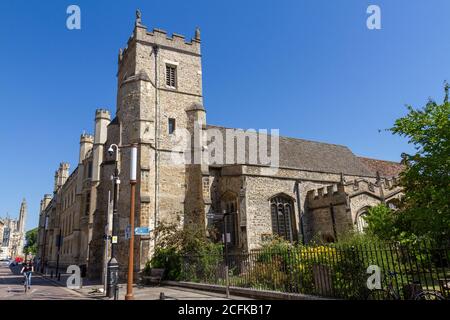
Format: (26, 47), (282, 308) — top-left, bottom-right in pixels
(125, 225), (131, 240)
(134, 227), (151, 236)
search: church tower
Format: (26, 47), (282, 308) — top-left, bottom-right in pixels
(17, 199), (27, 235)
(114, 10), (208, 274)
(17, 199), (27, 256)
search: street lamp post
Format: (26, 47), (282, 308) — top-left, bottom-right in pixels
(222, 210), (231, 299)
(107, 144), (120, 299)
(55, 229), (62, 281)
(125, 144), (138, 300)
(41, 215), (49, 274)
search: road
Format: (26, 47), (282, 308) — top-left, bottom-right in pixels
(0, 265), (87, 300)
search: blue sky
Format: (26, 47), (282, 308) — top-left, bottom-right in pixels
(1, 0), (449, 231)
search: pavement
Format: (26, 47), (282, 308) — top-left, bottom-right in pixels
(0, 265), (87, 300)
(0, 265), (251, 300)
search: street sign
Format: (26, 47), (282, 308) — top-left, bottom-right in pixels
(222, 233), (231, 243)
(112, 236), (118, 244)
(125, 225), (131, 240)
(134, 227), (151, 236)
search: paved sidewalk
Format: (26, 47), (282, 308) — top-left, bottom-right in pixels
(37, 272), (250, 300)
(0, 266), (88, 300)
(76, 283), (251, 300)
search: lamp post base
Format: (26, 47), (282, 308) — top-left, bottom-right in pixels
(125, 293), (134, 300)
(106, 257), (119, 299)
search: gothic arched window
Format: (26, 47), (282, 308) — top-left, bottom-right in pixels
(220, 192), (239, 249)
(355, 211), (369, 233)
(270, 195), (296, 242)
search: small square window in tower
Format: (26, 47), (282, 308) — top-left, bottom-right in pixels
(168, 118), (176, 134)
(166, 64), (177, 88)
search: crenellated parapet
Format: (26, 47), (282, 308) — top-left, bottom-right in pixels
(382, 176), (400, 190)
(95, 109), (111, 121)
(118, 10), (201, 69)
(347, 179), (378, 194)
(342, 177), (402, 201)
(80, 132), (94, 144)
(79, 133), (94, 164)
(306, 183), (347, 209)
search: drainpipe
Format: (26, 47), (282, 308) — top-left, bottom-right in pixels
(153, 45), (160, 250)
(295, 180), (305, 245)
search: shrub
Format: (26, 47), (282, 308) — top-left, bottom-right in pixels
(145, 220), (223, 282)
(364, 205), (399, 241)
(149, 247), (182, 280)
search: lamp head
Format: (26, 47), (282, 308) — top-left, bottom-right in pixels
(108, 146), (115, 156)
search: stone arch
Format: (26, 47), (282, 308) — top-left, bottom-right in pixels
(267, 192), (296, 202)
(355, 206), (371, 233)
(386, 198), (401, 210)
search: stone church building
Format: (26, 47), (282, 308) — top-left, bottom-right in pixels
(37, 12), (403, 280)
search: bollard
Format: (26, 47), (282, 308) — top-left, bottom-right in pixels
(160, 292), (166, 300)
(225, 265), (230, 299)
(114, 284), (119, 300)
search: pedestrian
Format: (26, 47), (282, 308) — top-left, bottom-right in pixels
(20, 261), (34, 291)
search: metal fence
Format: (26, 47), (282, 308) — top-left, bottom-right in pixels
(180, 241), (450, 300)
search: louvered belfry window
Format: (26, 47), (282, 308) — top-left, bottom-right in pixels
(166, 64), (177, 88)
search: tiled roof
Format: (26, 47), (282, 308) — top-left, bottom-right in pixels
(206, 125), (375, 177)
(357, 157), (404, 178)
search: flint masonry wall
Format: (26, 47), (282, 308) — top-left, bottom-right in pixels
(235, 166), (380, 249)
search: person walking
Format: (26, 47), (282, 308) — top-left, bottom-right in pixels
(20, 261), (34, 292)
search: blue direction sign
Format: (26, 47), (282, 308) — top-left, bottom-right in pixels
(134, 227), (151, 236)
(125, 225), (131, 240)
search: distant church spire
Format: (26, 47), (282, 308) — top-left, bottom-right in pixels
(18, 199), (27, 234)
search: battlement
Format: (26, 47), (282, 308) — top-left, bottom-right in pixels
(348, 179), (378, 193)
(306, 183), (348, 209)
(307, 184), (345, 201)
(382, 177), (399, 189)
(95, 109), (111, 120)
(119, 11), (201, 63)
(344, 177), (397, 193)
(80, 133), (94, 143)
(135, 27), (201, 54)
(59, 162), (70, 170)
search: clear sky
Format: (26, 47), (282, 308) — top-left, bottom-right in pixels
(1, 0), (449, 231)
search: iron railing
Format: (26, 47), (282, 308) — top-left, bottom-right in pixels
(179, 241), (450, 300)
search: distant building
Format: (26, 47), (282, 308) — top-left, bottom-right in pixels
(0, 200), (27, 259)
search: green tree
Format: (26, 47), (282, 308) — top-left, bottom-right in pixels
(364, 205), (398, 241)
(390, 84), (450, 243)
(24, 228), (38, 256)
